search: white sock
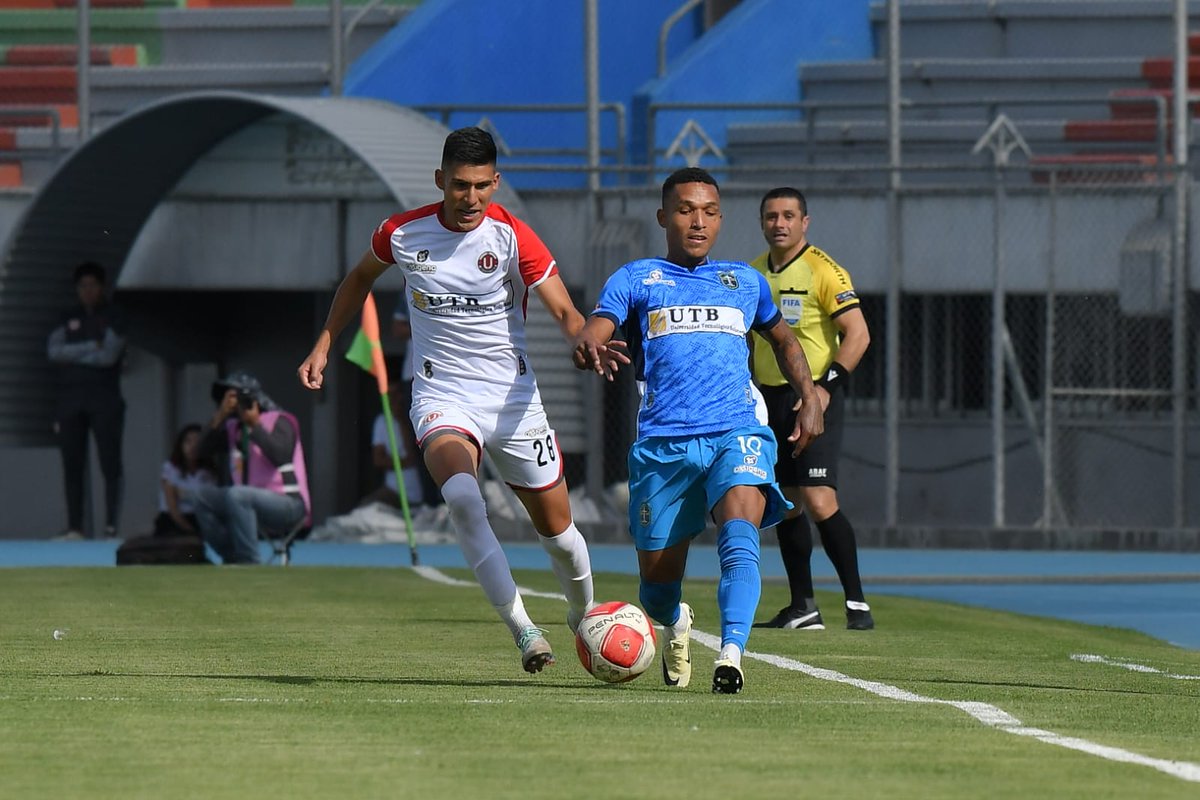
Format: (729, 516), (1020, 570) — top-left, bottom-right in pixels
(666, 605), (688, 636)
(497, 592), (537, 642)
(539, 522), (594, 616)
(718, 643), (742, 666)
(441, 473), (525, 633)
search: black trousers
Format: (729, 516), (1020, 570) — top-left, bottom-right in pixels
(57, 390), (125, 533)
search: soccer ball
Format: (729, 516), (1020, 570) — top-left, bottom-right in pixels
(575, 601), (657, 683)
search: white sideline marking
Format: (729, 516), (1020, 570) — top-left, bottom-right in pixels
(410, 566), (1200, 784)
(414, 564), (563, 600)
(1071, 653), (1200, 681)
(693, 631), (1200, 784)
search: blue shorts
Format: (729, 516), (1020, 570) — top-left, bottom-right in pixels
(627, 425), (792, 552)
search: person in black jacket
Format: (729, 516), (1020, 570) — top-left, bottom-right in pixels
(47, 261), (126, 539)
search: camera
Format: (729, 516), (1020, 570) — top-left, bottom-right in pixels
(236, 389), (257, 410)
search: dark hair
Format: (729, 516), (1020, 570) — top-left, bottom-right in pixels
(759, 187), (807, 218)
(73, 261), (107, 285)
(442, 126), (498, 169)
(169, 423), (203, 472)
(661, 167), (719, 208)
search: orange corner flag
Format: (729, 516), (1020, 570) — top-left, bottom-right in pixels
(345, 292), (389, 396)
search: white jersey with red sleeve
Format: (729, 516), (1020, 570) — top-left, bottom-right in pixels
(370, 201), (559, 409)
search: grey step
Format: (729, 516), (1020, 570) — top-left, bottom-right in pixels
(868, 1), (1198, 59)
(800, 58), (1149, 120)
(725, 117), (1190, 167)
(88, 62), (329, 116)
(155, 6), (407, 65)
(803, 57), (1147, 85)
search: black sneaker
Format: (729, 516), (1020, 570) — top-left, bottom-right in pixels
(846, 601), (874, 631)
(752, 605), (825, 630)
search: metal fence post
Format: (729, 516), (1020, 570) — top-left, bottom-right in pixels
(583, 0), (605, 509)
(884, 0), (902, 527)
(76, 0), (91, 141)
(1042, 173), (1058, 531)
(330, 0), (344, 97)
(1171, 0), (1189, 528)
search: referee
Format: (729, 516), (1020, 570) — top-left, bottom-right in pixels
(749, 188), (874, 631)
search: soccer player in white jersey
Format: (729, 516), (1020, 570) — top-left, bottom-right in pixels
(298, 127), (625, 674)
(573, 168), (823, 694)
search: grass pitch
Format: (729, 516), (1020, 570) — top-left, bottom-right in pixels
(1, 566), (1197, 799)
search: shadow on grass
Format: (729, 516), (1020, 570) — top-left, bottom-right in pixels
(914, 676), (1173, 696)
(57, 670), (582, 690)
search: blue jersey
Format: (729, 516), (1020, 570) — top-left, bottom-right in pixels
(593, 257), (782, 438)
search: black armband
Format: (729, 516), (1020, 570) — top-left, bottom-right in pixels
(819, 361), (849, 391)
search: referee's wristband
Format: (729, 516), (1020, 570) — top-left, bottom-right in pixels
(819, 361), (848, 392)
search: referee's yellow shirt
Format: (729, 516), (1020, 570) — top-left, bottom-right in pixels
(750, 244), (860, 387)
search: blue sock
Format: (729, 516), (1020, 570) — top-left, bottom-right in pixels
(717, 519), (761, 652)
(640, 579), (683, 628)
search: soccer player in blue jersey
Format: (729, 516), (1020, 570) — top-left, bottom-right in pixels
(573, 167), (824, 694)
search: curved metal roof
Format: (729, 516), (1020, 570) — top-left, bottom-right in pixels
(0, 91), (524, 445)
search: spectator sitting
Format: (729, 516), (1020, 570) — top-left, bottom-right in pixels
(153, 423), (215, 536)
(359, 386), (425, 512)
(191, 372), (310, 564)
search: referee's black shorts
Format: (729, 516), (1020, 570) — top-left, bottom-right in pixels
(760, 382), (844, 489)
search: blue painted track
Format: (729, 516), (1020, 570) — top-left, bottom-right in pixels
(3, 541), (1197, 650)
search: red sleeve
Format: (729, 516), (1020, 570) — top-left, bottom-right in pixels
(488, 204), (557, 287)
(370, 215), (402, 264)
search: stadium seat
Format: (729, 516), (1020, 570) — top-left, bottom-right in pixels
(0, 160), (19, 186)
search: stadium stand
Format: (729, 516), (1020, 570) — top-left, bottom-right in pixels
(0, 0), (414, 186)
(724, 0), (1199, 184)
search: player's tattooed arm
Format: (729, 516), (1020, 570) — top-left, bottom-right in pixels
(762, 318), (824, 455)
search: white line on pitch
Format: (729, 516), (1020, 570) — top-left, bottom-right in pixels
(690, 630), (1200, 784)
(1071, 653), (1200, 681)
(414, 564), (563, 600)
(412, 565), (1200, 784)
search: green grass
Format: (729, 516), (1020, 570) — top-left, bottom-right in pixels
(1, 567), (1197, 799)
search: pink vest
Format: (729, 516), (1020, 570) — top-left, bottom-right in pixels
(224, 410), (312, 526)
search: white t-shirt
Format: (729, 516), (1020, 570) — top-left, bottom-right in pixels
(372, 413), (424, 504)
(158, 461), (215, 514)
(371, 201), (557, 410)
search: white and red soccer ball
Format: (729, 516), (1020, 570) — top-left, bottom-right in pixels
(575, 601), (657, 683)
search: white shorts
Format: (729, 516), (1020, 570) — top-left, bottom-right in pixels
(410, 397), (564, 491)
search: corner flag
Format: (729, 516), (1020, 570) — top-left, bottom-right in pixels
(346, 292), (418, 565)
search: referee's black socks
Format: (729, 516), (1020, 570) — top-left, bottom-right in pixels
(816, 510), (866, 604)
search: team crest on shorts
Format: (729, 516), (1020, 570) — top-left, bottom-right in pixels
(421, 411), (443, 426)
(639, 502), (651, 527)
(718, 271), (739, 290)
(477, 251), (499, 273)
(417, 249), (429, 262)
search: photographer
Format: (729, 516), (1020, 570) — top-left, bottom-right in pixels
(191, 372), (310, 564)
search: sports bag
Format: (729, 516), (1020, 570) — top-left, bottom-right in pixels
(116, 534), (210, 565)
